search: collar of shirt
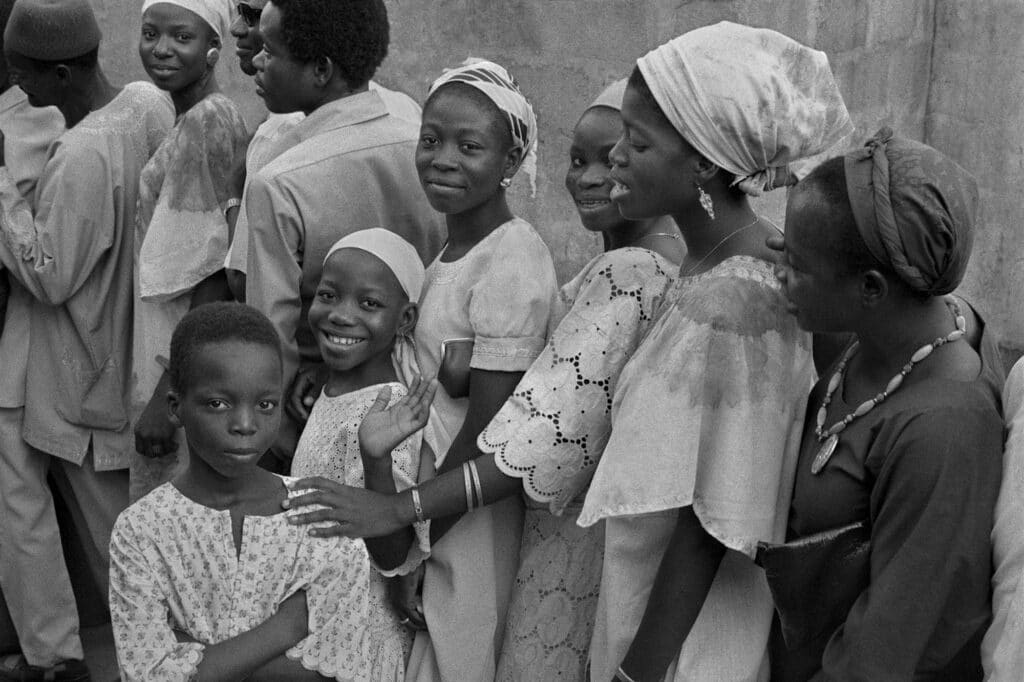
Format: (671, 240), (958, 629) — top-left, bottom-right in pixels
(0, 86), (27, 115)
(290, 89), (389, 144)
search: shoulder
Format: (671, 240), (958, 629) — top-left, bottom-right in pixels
(673, 257), (793, 338)
(577, 248), (675, 289)
(113, 483), (178, 535)
(181, 93), (247, 131)
(491, 218), (554, 262)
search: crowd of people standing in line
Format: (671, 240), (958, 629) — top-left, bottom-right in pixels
(0, 0), (1021, 680)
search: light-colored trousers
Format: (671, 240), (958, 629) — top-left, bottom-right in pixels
(0, 407), (128, 667)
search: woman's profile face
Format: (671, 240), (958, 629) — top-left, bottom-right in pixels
(608, 84), (699, 220)
(777, 187), (860, 333)
(139, 3), (216, 94)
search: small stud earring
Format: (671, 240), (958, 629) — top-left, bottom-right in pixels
(499, 177), (512, 188)
(696, 183), (715, 220)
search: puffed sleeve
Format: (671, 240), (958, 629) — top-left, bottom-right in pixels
(481, 249), (675, 513)
(984, 359), (1024, 677)
(286, 536), (373, 680)
(817, 407), (1002, 680)
(109, 515), (205, 682)
(467, 220), (557, 372)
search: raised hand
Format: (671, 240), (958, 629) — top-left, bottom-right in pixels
(358, 375), (437, 461)
(286, 363), (326, 423)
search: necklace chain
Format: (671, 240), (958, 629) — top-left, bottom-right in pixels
(815, 300), (967, 444)
(681, 215), (760, 277)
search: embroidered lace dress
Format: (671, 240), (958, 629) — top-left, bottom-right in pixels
(290, 383), (430, 681)
(109, 477), (374, 681)
(483, 248), (675, 681)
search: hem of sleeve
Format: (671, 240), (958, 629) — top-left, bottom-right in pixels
(470, 335), (546, 372)
(286, 639), (366, 682)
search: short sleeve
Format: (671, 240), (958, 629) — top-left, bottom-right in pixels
(467, 221), (557, 372)
(580, 263), (814, 558)
(984, 359), (1024, 677)
(109, 515), (205, 681)
(482, 249), (675, 512)
(285, 537), (374, 680)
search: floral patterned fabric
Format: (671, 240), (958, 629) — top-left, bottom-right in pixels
(480, 247), (675, 514)
(290, 383), (431, 681)
(109, 478), (373, 681)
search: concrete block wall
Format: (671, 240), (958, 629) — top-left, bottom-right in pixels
(86, 1), (1023, 354)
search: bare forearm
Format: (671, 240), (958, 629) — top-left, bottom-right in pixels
(619, 506), (726, 681)
(189, 269), (232, 309)
(362, 459), (417, 569)
(193, 608), (303, 681)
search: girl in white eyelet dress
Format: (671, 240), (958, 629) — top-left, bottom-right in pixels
(288, 229), (433, 682)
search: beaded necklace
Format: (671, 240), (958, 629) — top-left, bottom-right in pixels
(810, 300), (967, 475)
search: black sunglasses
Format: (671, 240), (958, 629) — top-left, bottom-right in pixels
(236, 3), (262, 27)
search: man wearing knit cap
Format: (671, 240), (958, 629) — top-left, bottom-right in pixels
(0, 0), (63, 660)
(0, 0), (173, 679)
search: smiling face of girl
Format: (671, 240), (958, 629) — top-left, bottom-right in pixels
(565, 105), (632, 234)
(308, 249), (415, 386)
(139, 2), (217, 93)
(415, 84), (519, 218)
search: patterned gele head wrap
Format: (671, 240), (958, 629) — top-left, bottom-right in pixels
(637, 21), (854, 196)
(427, 58), (539, 196)
(141, 0), (233, 40)
(323, 228), (425, 303)
(844, 127), (979, 296)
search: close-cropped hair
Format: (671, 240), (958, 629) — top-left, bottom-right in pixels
(168, 302), (282, 393)
(271, 0), (388, 89)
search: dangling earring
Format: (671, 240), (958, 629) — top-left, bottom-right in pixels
(696, 183), (715, 220)
(206, 47), (220, 69)
(499, 177), (512, 188)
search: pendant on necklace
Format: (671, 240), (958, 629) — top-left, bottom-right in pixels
(811, 433), (839, 475)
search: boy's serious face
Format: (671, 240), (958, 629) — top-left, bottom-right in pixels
(169, 340), (283, 478)
(251, 1), (316, 114)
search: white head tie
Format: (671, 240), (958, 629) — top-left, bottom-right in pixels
(637, 21), (853, 196)
(141, 0), (233, 40)
(324, 228), (425, 303)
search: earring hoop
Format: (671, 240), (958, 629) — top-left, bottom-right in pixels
(696, 183), (715, 220)
(499, 177), (512, 189)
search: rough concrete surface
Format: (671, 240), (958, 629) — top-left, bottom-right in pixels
(91, 0), (1022, 358)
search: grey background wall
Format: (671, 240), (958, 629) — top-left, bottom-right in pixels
(92, 0), (1024, 360)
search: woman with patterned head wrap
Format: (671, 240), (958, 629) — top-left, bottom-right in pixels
(772, 128), (1002, 680)
(573, 21), (853, 682)
(129, 0), (251, 499)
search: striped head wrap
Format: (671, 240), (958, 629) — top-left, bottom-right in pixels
(141, 0), (233, 40)
(427, 58), (539, 196)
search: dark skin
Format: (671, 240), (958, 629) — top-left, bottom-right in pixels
(0, 52), (119, 164)
(283, 98), (687, 545)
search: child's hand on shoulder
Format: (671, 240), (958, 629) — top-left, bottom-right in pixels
(358, 375), (437, 461)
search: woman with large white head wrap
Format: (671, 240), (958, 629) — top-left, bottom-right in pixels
(130, 0), (250, 498)
(576, 21), (853, 682)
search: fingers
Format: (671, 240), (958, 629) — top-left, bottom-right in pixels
(286, 372), (315, 422)
(403, 600), (428, 630)
(286, 476), (341, 494)
(368, 384), (394, 413)
(306, 523), (358, 538)
(285, 507), (342, 526)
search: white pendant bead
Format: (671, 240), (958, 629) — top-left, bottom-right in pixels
(886, 375), (904, 393)
(910, 345), (933, 363)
